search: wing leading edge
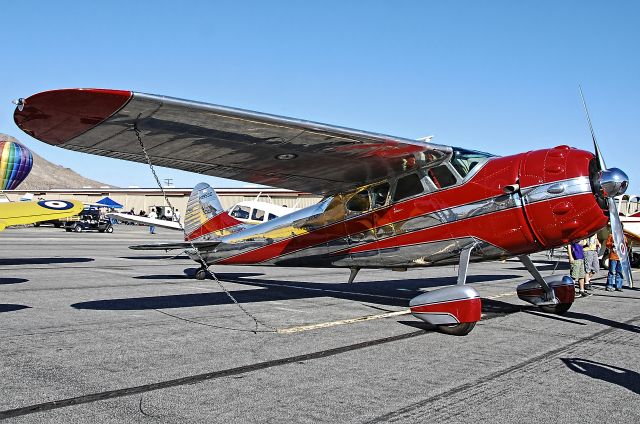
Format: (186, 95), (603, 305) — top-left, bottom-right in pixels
(14, 89), (452, 195)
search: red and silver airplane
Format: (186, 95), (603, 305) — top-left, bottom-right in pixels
(12, 88), (631, 335)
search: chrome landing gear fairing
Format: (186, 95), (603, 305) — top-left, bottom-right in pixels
(409, 245), (481, 336)
(516, 255), (574, 314)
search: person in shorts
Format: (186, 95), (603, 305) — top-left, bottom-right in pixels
(568, 240), (590, 297)
(582, 234), (600, 290)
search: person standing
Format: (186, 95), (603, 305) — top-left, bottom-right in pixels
(173, 208), (181, 222)
(568, 240), (591, 297)
(582, 234), (601, 290)
(605, 233), (628, 292)
(148, 208), (157, 234)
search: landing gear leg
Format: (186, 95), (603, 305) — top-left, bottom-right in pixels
(347, 267), (360, 284)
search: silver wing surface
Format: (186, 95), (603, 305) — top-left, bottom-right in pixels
(14, 89), (452, 195)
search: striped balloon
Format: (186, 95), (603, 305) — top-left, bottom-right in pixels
(0, 138), (33, 190)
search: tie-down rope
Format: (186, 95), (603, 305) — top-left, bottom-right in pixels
(133, 122), (275, 333)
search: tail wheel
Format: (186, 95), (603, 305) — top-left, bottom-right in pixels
(195, 268), (207, 280)
(437, 322), (476, 336)
(540, 303), (572, 315)
(106, 226), (113, 233)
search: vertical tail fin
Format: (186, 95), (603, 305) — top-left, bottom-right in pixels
(184, 183), (242, 241)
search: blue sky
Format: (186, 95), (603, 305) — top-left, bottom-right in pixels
(1, 1), (638, 191)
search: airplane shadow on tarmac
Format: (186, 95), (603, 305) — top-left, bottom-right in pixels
(0, 257), (94, 266)
(0, 304), (30, 313)
(0, 278), (28, 285)
(561, 358), (640, 395)
(71, 271), (521, 311)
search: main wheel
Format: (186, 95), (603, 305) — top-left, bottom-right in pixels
(195, 268), (208, 280)
(540, 302), (572, 315)
(437, 322), (476, 336)
(74, 225), (83, 233)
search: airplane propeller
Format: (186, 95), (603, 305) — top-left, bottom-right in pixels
(579, 86), (632, 286)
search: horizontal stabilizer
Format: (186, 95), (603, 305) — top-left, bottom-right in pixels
(108, 213), (181, 230)
(129, 240), (221, 251)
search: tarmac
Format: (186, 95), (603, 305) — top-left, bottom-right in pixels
(1, 225), (639, 423)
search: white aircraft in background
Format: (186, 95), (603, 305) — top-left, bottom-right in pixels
(108, 183), (299, 232)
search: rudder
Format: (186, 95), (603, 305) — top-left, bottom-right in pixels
(184, 183), (242, 241)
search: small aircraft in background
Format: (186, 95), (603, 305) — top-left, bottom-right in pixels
(0, 199), (83, 231)
(13, 88), (631, 335)
(108, 183), (299, 231)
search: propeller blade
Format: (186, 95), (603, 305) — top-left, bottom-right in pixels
(579, 85), (606, 170)
(607, 197), (633, 285)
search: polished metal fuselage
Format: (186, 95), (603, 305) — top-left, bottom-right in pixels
(187, 155), (597, 269)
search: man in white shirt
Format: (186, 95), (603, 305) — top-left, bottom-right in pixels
(148, 209), (157, 234)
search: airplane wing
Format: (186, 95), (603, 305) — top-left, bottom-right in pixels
(108, 212), (182, 230)
(14, 89), (452, 195)
(0, 200), (83, 231)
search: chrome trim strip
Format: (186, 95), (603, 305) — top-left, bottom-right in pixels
(521, 176), (592, 205)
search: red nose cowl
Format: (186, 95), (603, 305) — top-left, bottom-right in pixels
(520, 146), (608, 247)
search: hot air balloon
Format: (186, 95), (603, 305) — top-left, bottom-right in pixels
(0, 135), (33, 190)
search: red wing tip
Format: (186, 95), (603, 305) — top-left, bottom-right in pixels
(14, 88), (133, 145)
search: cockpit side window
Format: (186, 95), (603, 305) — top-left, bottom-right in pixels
(451, 148), (494, 178)
(427, 165), (457, 189)
(346, 189), (371, 212)
(371, 182), (390, 208)
(393, 173), (424, 201)
(251, 208), (265, 221)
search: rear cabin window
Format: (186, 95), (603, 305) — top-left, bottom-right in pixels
(230, 205), (250, 219)
(267, 213), (278, 221)
(371, 183), (390, 208)
(347, 189), (370, 212)
(393, 173), (424, 201)
(251, 208), (265, 221)
(427, 165), (457, 189)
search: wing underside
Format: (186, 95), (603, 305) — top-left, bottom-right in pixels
(14, 89), (452, 195)
(0, 200), (83, 230)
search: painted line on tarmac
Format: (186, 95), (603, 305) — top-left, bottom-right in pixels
(485, 291), (518, 300)
(277, 309), (411, 333)
(277, 291), (519, 334)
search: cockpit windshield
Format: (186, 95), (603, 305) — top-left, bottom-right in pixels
(450, 148), (494, 178)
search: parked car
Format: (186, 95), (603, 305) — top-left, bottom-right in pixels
(64, 209), (113, 233)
